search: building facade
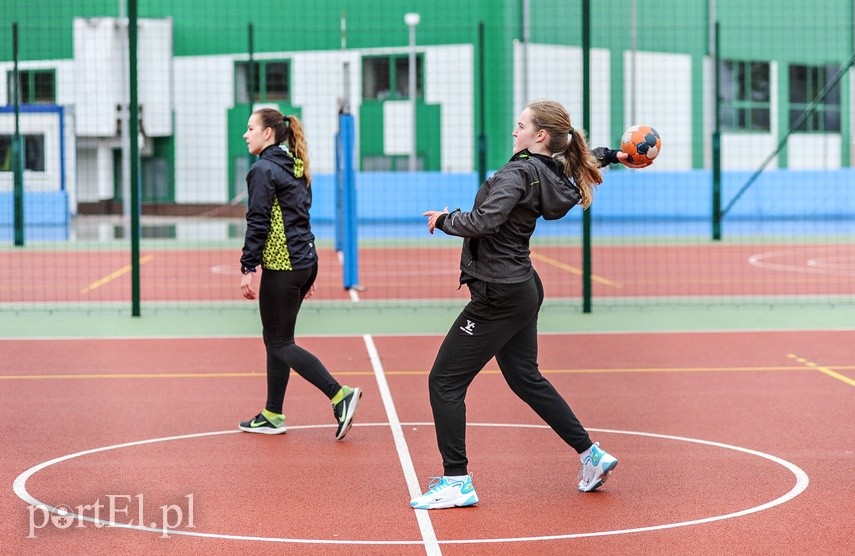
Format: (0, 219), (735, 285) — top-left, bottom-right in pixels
(1, 0), (852, 214)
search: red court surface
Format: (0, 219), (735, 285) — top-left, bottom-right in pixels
(1, 331), (853, 555)
(3, 242), (855, 304)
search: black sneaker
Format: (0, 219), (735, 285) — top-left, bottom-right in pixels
(332, 387), (362, 440)
(239, 412), (286, 435)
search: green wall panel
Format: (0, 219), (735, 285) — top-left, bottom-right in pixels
(359, 100), (441, 171)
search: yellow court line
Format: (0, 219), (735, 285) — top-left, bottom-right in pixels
(81, 254), (155, 293)
(530, 251), (621, 288)
(0, 365), (832, 381)
(0, 372), (266, 380)
(787, 353), (855, 387)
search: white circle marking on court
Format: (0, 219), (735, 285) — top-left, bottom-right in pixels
(13, 423), (809, 546)
(748, 246), (855, 276)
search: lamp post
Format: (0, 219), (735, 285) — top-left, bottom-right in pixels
(404, 12), (420, 171)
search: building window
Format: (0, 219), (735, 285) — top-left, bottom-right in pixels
(235, 60), (290, 103)
(0, 134), (46, 172)
(6, 69), (56, 104)
(789, 64), (840, 133)
(362, 55), (423, 100)
(719, 60), (770, 132)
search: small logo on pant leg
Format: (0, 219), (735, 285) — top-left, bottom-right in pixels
(459, 320), (476, 335)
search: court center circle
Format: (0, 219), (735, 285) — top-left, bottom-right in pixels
(13, 423), (809, 546)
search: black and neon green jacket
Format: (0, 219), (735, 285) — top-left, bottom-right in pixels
(240, 144), (317, 272)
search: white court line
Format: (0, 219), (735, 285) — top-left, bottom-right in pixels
(362, 334), (441, 555)
(13, 424), (810, 546)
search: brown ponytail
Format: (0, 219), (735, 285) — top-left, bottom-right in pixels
(253, 108), (312, 186)
(527, 100), (602, 208)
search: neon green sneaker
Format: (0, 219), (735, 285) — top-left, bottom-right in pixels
(239, 412), (286, 435)
(332, 386), (362, 440)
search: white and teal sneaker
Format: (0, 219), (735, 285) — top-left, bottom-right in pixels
(578, 442), (618, 492)
(410, 475), (479, 510)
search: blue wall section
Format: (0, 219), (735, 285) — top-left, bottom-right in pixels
(311, 168), (855, 224)
(0, 191), (69, 240)
(4, 169), (853, 242)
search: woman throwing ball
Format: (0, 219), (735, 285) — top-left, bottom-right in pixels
(412, 100), (642, 509)
(238, 108), (361, 440)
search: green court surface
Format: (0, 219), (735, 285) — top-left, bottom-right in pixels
(2, 301), (854, 339)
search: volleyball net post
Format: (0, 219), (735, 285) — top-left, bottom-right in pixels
(335, 111), (359, 290)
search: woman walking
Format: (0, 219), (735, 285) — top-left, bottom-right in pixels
(238, 107), (361, 440)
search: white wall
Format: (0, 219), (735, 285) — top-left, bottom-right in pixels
(172, 55), (234, 203)
(787, 134), (841, 169)
(73, 17), (173, 138)
(514, 42), (611, 152)
(425, 45), (473, 172)
(624, 51), (692, 170)
(73, 18), (124, 137)
(290, 50), (358, 174)
(138, 18), (173, 137)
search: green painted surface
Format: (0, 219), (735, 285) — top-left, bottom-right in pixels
(2, 302), (853, 339)
(359, 100), (441, 170)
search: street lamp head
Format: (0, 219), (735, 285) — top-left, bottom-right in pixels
(404, 13), (421, 27)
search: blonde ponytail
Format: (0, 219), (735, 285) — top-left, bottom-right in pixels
(527, 101), (602, 208)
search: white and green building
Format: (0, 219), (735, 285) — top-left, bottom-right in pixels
(1, 0), (853, 216)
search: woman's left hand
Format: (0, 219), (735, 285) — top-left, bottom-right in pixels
(304, 283), (316, 300)
(423, 207), (449, 234)
(240, 272), (257, 300)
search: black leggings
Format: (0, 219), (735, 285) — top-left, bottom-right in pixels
(258, 263), (340, 413)
(429, 272), (593, 476)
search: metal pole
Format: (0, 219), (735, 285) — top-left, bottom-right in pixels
(247, 22), (255, 108)
(341, 11), (351, 114)
(12, 22), (24, 246)
(521, 0), (529, 105)
(128, 0), (141, 316)
(477, 21), (487, 186)
(630, 0), (637, 123)
(712, 21), (722, 240)
(405, 13), (420, 171)
(582, 0), (593, 313)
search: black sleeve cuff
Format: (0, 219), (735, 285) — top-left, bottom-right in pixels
(435, 213), (448, 229)
(592, 147), (620, 167)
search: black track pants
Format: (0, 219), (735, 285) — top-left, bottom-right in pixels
(258, 263), (340, 413)
(429, 272), (593, 476)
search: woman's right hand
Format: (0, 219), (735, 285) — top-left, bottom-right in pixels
(240, 272), (257, 300)
(423, 207), (449, 234)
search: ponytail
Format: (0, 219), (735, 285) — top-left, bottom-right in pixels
(557, 128), (601, 209)
(283, 115), (311, 186)
(527, 101), (602, 208)
(252, 108), (313, 186)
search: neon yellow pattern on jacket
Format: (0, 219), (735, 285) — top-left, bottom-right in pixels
(263, 199), (292, 270)
(262, 153), (304, 271)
